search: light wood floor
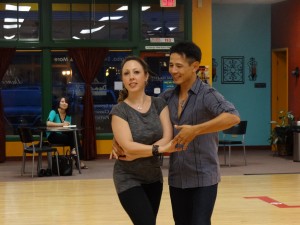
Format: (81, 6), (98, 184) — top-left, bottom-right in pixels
(1, 174), (300, 225)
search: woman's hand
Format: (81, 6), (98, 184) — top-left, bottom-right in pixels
(62, 121), (70, 126)
(109, 138), (125, 159)
(161, 141), (181, 153)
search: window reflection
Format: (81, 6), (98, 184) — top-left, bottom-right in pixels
(52, 3), (129, 40)
(52, 4), (71, 40)
(0, 3), (39, 40)
(51, 50), (131, 133)
(1, 51), (42, 135)
(141, 3), (184, 41)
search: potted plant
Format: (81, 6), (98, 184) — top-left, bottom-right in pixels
(269, 111), (295, 155)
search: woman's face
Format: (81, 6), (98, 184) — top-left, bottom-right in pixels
(59, 98), (69, 110)
(121, 60), (148, 93)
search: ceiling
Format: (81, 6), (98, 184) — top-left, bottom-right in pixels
(212, 0), (286, 4)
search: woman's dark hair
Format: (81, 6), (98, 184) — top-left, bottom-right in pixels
(54, 96), (70, 115)
(169, 41), (202, 64)
(118, 56), (150, 102)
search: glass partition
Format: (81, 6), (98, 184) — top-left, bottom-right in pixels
(1, 51), (42, 135)
(141, 2), (184, 41)
(52, 2), (129, 40)
(51, 50), (131, 133)
(0, 2), (39, 40)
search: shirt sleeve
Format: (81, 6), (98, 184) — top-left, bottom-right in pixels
(153, 97), (167, 114)
(109, 103), (128, 121)
(204, 87), (240, 117)
(47, 110), (57, 122)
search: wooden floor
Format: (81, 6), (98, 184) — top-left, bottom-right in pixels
(1, 174), (300, 225)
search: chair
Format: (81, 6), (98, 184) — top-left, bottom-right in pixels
(219, 121), (248, 167)
(47, 143), (69, 155)
(18, 127), (60, 177)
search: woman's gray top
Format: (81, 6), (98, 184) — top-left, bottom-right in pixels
(110, 96), (167, 194)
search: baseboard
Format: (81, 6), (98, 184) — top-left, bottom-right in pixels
(218, 145), (271, 150)
(2, 146), (272, 162)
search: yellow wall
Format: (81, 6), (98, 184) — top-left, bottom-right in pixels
(6, 139), (113, 157)
(5, 1), (212, 158)
(97, 140), (113, 155)
(192, 0), (212, 84)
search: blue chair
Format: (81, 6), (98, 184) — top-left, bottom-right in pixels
(219, 121), (248, 167)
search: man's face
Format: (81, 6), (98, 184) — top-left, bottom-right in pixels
(168, 53), (198, 85)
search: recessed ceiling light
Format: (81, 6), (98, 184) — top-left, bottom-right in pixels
(4, 18), (24, 23)
(99, 16), (123, 21)
(80, 25), (105, 34)
(4, 35), (15, 39)
(142, 6), (151, 11)
(3, 24), (21, 29)
(5, 4), (31, 12)
(116, 6), (128, 11)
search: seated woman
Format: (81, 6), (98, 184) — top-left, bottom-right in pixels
(46, 96), (88, 169)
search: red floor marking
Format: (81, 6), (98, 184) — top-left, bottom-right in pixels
(244, 196), (300, 208)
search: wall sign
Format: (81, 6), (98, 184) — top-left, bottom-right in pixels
(160, 0), (176, 7)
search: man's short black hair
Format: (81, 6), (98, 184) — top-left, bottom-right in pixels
(169, 41), (202, 64)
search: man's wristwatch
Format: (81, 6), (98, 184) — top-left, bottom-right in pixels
(152, 145), (160, 156)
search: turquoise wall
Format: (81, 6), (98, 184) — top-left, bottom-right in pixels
(212, 4), (271, 146)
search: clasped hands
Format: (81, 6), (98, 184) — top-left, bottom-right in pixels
(110, 124), (195, 160)
(62, 121), (70, 126)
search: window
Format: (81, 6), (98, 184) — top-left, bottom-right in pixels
(51, 50), (131, 133)
(141, 2), (184, 41)
(0, 2), (39, 40)
(52, 2), (129, 40)
(2, 51), (42, 134)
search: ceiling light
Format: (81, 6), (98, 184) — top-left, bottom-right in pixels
(72, 36), (80, 39)
(80, 25), (105, 34)
(99, 16), (123, 21)
(116, 6), (128, 11)
(4, 18), (24, 23)
(4, 35), (15, 39)
(5, 4), (31, 12)
(153, 26), (176, 31)
(3, 24), (21, 29)
(142, 6), (151, 11)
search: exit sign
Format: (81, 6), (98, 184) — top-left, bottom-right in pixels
(160, 0), (176, 7)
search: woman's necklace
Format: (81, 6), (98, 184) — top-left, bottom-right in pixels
(137, 96), (146, 110)
(137, 105), (143, 110)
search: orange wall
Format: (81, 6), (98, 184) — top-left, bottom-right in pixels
(272, 0), (300, 119)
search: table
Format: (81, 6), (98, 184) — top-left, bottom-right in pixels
(34, 126), (83, 174)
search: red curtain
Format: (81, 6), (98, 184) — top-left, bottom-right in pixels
(68, 48), (109, 160)
(0, 48), (16, 162)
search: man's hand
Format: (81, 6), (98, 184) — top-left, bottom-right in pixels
(173, 125), (196, 150)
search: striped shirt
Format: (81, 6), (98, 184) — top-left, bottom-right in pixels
(160, 77), (240, 188)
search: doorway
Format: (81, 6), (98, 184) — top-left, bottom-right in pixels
(271, 48), (288, 123)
